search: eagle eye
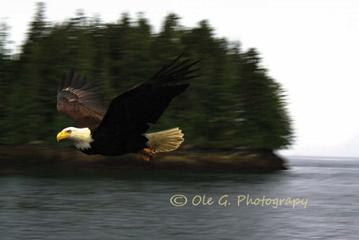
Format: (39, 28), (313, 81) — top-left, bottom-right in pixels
(66, 129), (72, 134)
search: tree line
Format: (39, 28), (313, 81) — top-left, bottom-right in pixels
(0, 2), (293, 150)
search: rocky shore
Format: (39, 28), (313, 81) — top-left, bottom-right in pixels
(0, 144), (287, 174)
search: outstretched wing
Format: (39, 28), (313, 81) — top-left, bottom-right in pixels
(57, 69), (106, 129)
(94, 55), (199, 137)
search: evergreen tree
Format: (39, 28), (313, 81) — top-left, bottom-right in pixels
(0, 22), (11, 142)
(234, 49), (293, 149)
(0, 3), (293, 150)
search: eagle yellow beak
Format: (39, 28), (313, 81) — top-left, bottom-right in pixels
(56, 131), (70, 142)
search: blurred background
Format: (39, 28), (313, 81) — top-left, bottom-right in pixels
(0, 2), (293, 151)
(2, 0), (359, 157)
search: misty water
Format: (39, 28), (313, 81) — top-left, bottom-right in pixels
(0, 157), (358, 240)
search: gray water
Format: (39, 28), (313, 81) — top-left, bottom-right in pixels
(0, 158), (358, 240)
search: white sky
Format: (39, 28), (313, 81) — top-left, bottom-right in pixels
(1, 0), (359, 157)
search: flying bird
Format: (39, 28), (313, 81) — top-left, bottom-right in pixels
(56, 55), (199, 161)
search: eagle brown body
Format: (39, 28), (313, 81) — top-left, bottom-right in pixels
(56, 55), (199, 160)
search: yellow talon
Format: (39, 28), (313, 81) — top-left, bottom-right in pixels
(141, 148), (156, 162)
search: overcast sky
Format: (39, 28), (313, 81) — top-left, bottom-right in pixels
(1, 0), (359, 157)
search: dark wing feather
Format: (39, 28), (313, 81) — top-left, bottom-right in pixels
(94, 55), (199, 137)
(57, 69), (106, 129)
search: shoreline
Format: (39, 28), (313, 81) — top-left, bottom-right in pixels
(0, 144), (287, 173)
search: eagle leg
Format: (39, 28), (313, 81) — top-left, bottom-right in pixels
(141, 148), (156, 162)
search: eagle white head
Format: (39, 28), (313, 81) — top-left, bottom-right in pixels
(56, 127), (93, 150)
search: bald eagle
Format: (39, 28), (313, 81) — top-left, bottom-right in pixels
(56, 56), (198, 161)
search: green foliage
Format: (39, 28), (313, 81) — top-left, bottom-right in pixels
(0, 4), (293, 149)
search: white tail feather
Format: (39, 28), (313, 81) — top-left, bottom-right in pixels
(145, 127), (184, 153)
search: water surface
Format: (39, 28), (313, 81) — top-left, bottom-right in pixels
(0, 157), (358, 239)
